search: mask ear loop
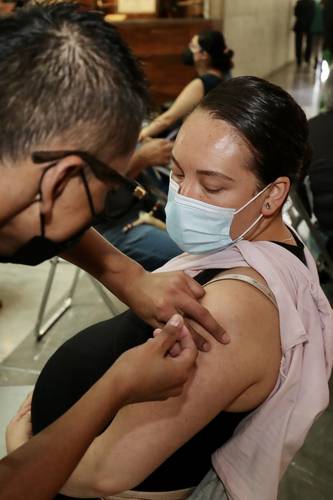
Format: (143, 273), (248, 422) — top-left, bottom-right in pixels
(79, 169), (97, 218)
(234, 213), (264, 243)
(232, 183), (272, 243)
(36, 163), (57, 238)
(234, 183), (272, 215)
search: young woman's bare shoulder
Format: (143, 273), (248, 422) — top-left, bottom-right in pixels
(187, 267), (281, 410)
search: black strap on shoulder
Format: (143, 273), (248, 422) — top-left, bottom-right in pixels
(194, 268), (225, 286)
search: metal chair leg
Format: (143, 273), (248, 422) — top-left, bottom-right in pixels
(34, 258), (120, 341)
(34, 258), (81, 341)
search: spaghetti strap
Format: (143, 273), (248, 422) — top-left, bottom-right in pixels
(205, 273), (278, 309)
(104, 486), (194, 499)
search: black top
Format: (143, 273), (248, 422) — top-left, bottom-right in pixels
(198, 73), (222, 95)
(294, 0), (316, 32)
(272, 237), (307, 266)
(31, 240), (306, 499)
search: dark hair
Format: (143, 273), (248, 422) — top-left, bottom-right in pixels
(198, 30), (234, 74)
(0, 3), (149, 163)
(198, 76), (311, 186)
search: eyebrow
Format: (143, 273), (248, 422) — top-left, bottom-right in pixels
(171, 154), (235, 182)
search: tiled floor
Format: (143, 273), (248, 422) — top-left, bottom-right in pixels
(0, 60), (332, 499)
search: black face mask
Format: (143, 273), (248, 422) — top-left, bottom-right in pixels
(0, 150), (147, 266)
(181, 48), (195, 66)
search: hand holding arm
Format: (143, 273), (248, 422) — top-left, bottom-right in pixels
(127, 138), (173, 178)
(2, 315), (197, 500)
(61, 271), (281, 497)
(61, 229), (229, 348)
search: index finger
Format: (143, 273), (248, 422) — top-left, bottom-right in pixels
(177, 297), (229, 345)
(172, 325), (198, 366)
(178, 324), (195, 346)
(153, 314), (184, 352)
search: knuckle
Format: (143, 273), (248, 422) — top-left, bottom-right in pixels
(156, 298), (167, 314)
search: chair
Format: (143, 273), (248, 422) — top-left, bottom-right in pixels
(286, 186), (333, 282)
(34, 257), (119, 341)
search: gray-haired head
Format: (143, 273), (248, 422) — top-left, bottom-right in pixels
(0, 3), (149, 164)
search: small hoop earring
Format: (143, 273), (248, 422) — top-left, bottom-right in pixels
(265, 202), (271, 210)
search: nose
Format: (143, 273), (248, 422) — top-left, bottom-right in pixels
(178, 179), (196, 198)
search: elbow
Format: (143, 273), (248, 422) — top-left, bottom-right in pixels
(61, 470), (125, 498)
(93, 480), (119, 497)
(93, 470), (134, 497)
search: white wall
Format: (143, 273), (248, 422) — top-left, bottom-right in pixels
(213, 0), (296, 78)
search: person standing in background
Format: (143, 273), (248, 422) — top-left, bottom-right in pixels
(311, 0), (324, 68)
(323, 0), (333, 60)
(294, 0), (316, 68)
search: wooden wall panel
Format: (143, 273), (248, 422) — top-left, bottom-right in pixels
(115, 18), (215, 106)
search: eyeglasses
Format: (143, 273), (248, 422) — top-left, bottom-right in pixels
(32, 149), (145, 189)
(32, 150), (148, 220)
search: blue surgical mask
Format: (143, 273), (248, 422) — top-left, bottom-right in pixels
(165, 177), (271, 254)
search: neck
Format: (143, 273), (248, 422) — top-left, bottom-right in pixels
(250, 215), (295, 245)
(0, 202), (40, 255)
(196, 62), (210, 76)
(196, 65), (222, 77)
(206, 68), (222, 77)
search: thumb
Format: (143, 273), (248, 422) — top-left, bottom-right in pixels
(155, 314), (184, 354)
(175, 325), (198, 365)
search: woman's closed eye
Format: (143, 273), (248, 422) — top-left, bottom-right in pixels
(203, 185), (225, 194)
(171, 171), (184, 182)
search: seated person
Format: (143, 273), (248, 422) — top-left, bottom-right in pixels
(7, 77), (333, 500)
(307, 71), (333, 255)
(139, 30), (234, 141)
(95, 138), (182, 271)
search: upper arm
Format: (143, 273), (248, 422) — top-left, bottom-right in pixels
(140, 79), (204, 138)
(163, 78), (204, 124)
(63, 274), (281, 496)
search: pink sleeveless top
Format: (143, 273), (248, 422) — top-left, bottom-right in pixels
(158, 239), (333, 500)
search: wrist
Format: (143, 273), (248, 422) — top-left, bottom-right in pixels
(122, 263), (147, 307)
(128, 149), (148, 177)
(109, 257), (146, 307)
(101, 366), (130, 408)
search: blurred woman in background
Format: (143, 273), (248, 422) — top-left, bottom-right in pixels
(139, 29), (234, 141)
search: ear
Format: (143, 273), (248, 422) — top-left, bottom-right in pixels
(261, 176), (291, 217)
(39, 155), (86, 221)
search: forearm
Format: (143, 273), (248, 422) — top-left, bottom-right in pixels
(0, 368), (127, 500)
(142, 112), (175, 139)
(61, 436), (110, 498)
(141, 80), (204, 141)
(60, 228), (145, 304)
